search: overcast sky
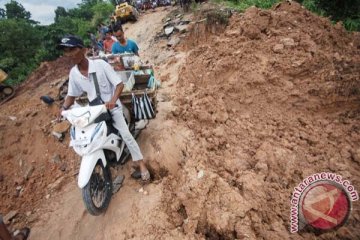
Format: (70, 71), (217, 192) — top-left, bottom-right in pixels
(0, 0), (83, 25)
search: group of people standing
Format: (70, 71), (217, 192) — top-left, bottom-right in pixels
(88, 20), (139, 57)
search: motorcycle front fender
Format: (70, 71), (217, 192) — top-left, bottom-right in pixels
(78, 150), (107, 189)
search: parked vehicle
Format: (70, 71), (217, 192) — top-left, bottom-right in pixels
(115, 2), (139, 22)
(0, 69), (15, 105)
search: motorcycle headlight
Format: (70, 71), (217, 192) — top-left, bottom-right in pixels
(72, 112), (91, 128)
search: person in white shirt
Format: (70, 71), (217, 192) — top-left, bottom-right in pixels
(57, 35), (150, 182)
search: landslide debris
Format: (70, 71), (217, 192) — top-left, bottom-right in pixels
(162, 2), (360, 239)
(0, 56), (75, 228)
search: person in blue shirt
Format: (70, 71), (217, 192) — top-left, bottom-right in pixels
(112, 27), (139, 56)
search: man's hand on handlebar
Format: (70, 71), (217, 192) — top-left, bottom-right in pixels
(105, 101), (117, 110)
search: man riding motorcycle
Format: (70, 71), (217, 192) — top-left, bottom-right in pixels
(57, 35), (150, 182)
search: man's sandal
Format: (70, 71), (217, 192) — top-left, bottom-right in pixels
(141, 170), (151, 182)
(131, 170), (142, 179)
(131, 169), (151, 181)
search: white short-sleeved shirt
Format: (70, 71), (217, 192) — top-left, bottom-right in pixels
(67, 59), (122, 104)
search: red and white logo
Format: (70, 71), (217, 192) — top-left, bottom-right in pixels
(290, 173), (358, 233)
(299, 182), (351, 230)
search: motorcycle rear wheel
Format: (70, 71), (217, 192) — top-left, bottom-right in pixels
(82, 161), (112, 216)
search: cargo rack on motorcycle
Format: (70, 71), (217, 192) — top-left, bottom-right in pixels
(83, 54), (158, 120)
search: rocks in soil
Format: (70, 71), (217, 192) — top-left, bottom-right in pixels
(51, 154), (61, 164)
(273, 44), (284, 53)
(280, 38), (295, 47)
(3, 210), (18, 224)
(165, 1), (360, 239)
(51, 131), (63, 140)
(165, 26), (174, 36)
(47, 176), (65, 192)
(158, 13), (191, 46)
(53, 121), (70, 134)
(23, 166), (34, 180)
(350, 149), (360, 165)
(174, 25), (188, 34)
(167, 37), (180, 47)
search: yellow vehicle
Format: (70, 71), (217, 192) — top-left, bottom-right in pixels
(0, 69), (15, 105)
(115, 2), (139, 22)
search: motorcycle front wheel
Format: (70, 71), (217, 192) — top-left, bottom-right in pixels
(82, 160), (112, 216)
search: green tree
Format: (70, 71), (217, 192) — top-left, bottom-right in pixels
(91, 1), (115, 26)
(54, 7), (68, 23)
(0, 0), (117, 85)
(109, 0), (120, 6)
(310, 0), (359, 20)
(67, 6), (94, 20)
(4, 0), (31, 20)
(0, 19), (41, 84)
(82, 0), (102, 5)
(0, 8), (5, 19)
(298, 0), (360, 31)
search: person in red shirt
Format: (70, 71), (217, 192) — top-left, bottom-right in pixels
(103, 30), (116, 54)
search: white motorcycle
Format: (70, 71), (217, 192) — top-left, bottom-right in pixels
(62, 104), (133, 216)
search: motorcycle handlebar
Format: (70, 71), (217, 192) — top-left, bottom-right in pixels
(89, 53), (135, 60)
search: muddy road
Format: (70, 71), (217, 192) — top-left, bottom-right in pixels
(1, 2), (359, 240)
(29, 7), (185, 240)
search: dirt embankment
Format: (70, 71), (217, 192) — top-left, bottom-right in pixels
(0, 56), (76, 226)
(160, 2), (360, 239)
(1, 2), (360, 240)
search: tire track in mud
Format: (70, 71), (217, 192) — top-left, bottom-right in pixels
(28, 7), (188, 240)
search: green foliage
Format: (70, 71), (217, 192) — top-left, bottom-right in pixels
(0, 57), (16, 70)
(0, 19), (41, 84)
(73, 18), (94, 39)
(68, 6), (94, 20)
(54, 7), (68, 23)
(316, 0), (360, 21)
(4, 0), (31, 20)
(191, 1), (200, 11)
(3, 0), (38, 24)
(54, 16), (79, 35)
(91, 2), (115, 26)
(216, 0), (281, 11)
(300, 0), (317, 12)
(108, 0), (120, 6)
(297, 0), (360, 31)
(215, 0), (360, 31)
(0, 8), (5, 19)
(0, 0), (114, 86)
(344, 17), (360, 31)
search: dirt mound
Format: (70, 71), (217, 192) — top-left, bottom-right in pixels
(17, 57), (72, 95)
(0, 57), (76, 228)
(163, 2), (360, 239)
(1, 3), (359, 239)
